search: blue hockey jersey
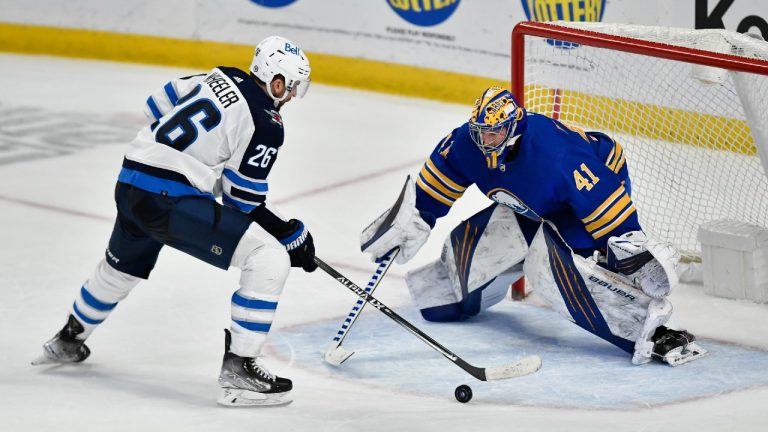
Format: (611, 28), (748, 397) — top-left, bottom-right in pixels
(415, 113), (641, 252)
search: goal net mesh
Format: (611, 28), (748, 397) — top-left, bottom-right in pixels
(516, 22), (768, 259)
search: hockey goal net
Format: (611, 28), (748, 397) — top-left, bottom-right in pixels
(511, 21), (768, 260)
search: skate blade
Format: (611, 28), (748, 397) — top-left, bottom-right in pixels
(217, 388), (292, 407)
(663, 342), (709, 367)
(31, 352), (55, 366)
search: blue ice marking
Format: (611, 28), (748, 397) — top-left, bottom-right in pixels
(269, 301), (768, 409)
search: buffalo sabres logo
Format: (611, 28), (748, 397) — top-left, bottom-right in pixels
(264, 109), (283, 127)
(488, 188), (542, 222)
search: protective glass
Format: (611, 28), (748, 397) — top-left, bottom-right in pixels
(287, 77), (311, 98)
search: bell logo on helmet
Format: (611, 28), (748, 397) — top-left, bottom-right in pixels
(284, 43), (299, 55)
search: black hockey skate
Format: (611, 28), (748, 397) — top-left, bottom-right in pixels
(217, 329), (292, 407)
(31, 315), (91, 365)
(651, 326), (708, 366)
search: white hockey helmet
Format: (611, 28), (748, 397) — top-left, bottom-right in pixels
(250, 36), (311, 107)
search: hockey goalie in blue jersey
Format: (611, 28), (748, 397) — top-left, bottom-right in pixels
(361, 87), (707, 366)
(33, 36), (316, 406)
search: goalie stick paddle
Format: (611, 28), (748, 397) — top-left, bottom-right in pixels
(314, 256), (542, 381)
(324, 248), (399, 366)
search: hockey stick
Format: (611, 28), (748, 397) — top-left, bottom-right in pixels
(324, 248), (399, 366)
(314, 256), (542, 381)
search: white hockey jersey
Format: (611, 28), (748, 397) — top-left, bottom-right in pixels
(118, 66), (286, 213)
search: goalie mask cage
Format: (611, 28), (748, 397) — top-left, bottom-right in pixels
(511, 21), (768, 260)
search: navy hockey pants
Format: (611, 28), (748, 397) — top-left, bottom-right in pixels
(105, 182), (253, 279)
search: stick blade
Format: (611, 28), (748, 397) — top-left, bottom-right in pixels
(484, 355), (542, 380)
(324, 345), (355, 367)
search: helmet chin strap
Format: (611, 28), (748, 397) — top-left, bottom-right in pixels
(266, 83), (291, 108)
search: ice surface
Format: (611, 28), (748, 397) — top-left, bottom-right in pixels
(277, 300), (768, 409)
(2, 54), (768, 431)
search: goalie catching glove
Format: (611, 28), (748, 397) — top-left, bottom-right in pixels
(360, 176), (431, 264)
(606, 231), (679, 298)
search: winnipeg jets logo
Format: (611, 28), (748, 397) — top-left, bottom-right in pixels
(488, 188), (542, 222)
(264, 109), (283, 127)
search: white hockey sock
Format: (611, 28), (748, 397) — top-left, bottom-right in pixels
(71, 259), (140, 338)
(229, 290), (280, 357)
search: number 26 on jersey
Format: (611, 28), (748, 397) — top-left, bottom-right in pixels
(247, 144), (277, 168)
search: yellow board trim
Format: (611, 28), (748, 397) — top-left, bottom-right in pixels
(0, 22), (505, 106)
(1, 23), (757, 157)
(526, 84), (756, 156)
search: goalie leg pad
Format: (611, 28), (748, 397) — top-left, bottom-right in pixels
(405, 204), (528, 321)
(525, 223), (669, 355)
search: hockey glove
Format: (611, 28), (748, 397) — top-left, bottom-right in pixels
(277, 219), (317, 272)
(606, 231), (679, 298)
(361, 176), (431, 264)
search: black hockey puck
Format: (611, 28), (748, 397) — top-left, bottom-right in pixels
(454, 384), (473, 403)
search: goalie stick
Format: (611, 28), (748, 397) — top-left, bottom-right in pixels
(324, 248), (399, 366)
(314, 256), (542, 381)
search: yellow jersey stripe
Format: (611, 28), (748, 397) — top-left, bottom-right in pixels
(591, 204), (637, 240)
(419, 166), (463, 199)
(416, 176), (453, 206)
(607, 142), (624, 171)
(581, 185), (625, 224)
(585, 193), (632, 233)
(426, 159), (467, 192)
(613, 153), (626, 173)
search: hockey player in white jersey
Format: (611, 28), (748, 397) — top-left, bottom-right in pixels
(33, 36), (314, 406)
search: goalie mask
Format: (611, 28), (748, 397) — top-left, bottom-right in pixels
(469, 87), (527, 168)
(250, 36), (312, 107)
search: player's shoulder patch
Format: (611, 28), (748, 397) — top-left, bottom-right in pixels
(263, 109), (283, 127)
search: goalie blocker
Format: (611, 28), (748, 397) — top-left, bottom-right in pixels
(363, 188), (706, 366)
(360, 176), (431, 264)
